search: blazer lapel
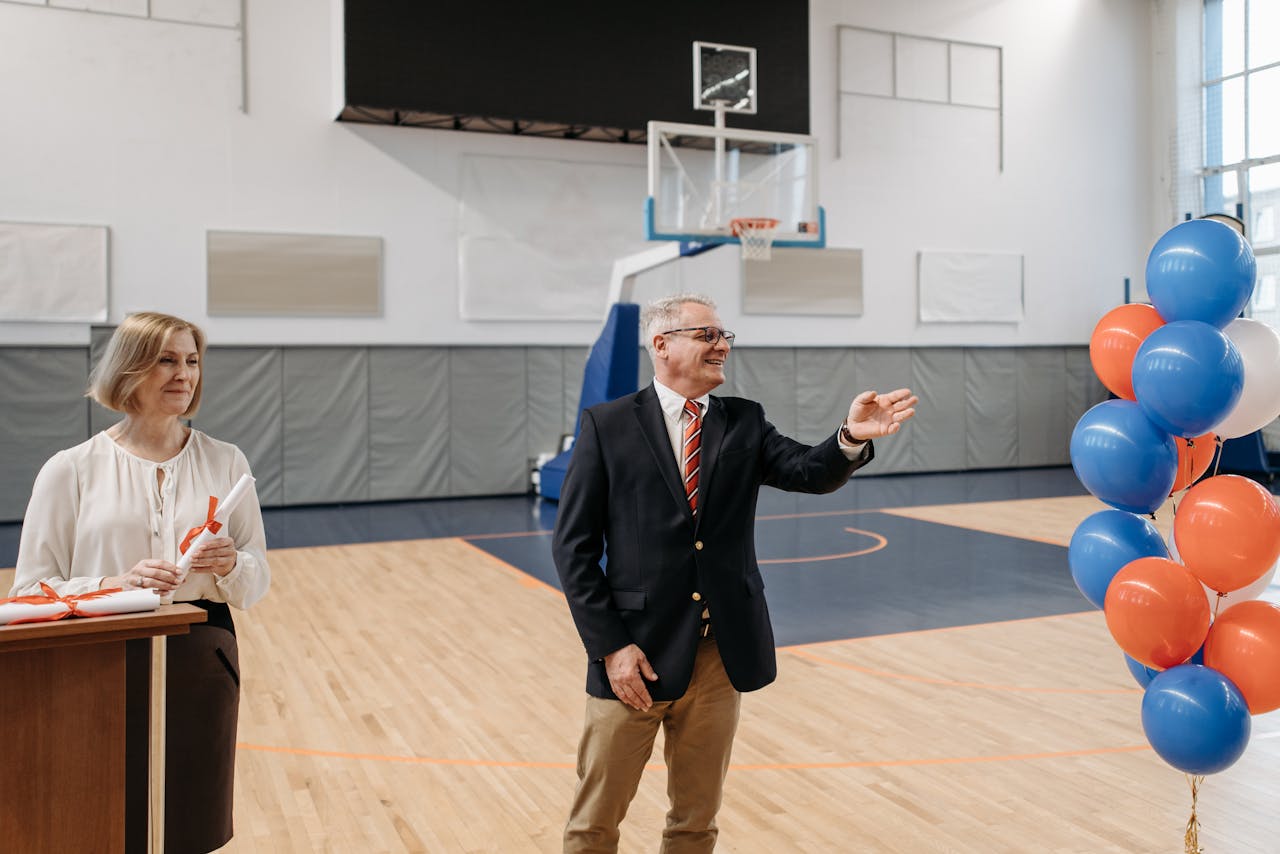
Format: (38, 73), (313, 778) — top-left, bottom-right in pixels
(634, 387), (691, 519)
(697, 396), (726, 518)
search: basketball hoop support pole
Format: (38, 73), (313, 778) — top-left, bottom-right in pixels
(605, 243), (685, 312)
(605, 241), (722, 315)
(712, 102), (727, 226)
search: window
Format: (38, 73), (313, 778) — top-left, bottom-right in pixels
(1203, 0), (1280, 331)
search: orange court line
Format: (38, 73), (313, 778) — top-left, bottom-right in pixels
(758, 526), (887, 564)
(730, 745), (1152, 771)
(235, 741), (1151, 772)
(453, 537), (563, 595)
(785, 646), (1140, 695)
(237, 742), (575, 769)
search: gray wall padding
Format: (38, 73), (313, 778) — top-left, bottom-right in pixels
(728, 349), (799, 438)
(1018, 348), (1069, 467)
(283, 348), (370, 504)
(369, 348), (450, 502)
(911, 348), (966, 472)
(527, 347), (569, 461)
(1066, 348), (1101, 433)
(449, 348), (528, 495)
(965, 348), (1019, 469)
(194, 348), (285, 506)
(89, 325), (123, 436)
(795, 349), (859, 446)
(856, 349), (915, 473)
(0, 349), (90, 520)
(0, 344), (1106, 522)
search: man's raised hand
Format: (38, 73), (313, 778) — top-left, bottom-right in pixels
(845, 388), (918, 441)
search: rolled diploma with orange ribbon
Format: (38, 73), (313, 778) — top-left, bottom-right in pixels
(75, 589), (162, 616)
(165, 473), (256, 603)
(0, 600), (69, 625)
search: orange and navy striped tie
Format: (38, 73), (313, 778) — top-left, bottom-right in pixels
(683, 400), (702, 515)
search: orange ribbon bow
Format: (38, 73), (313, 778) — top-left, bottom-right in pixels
(180, 496), (223, 555)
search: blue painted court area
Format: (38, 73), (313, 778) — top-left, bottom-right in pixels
(469, 466), (1095, 644)
(470, 510), (1090, 645)
(0, 467), (1096, 644)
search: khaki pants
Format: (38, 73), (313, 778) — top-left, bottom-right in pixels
(564, 636), (741, 854)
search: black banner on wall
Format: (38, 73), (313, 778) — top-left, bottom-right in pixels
(341, 0), (809, 142)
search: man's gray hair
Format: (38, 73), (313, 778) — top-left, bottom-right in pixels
(640, 293), (717, 357)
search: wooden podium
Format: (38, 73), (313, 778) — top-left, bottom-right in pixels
(0, 605), (207, 854)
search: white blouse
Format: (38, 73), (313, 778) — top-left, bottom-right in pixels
(10, 430), (270, 609)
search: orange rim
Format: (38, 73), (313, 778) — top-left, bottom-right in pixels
(729, 217), (780, 236)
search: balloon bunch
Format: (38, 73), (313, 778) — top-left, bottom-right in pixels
(1068, 219), (1280, 845)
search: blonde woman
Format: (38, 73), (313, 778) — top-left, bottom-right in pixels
(11, 311), (270, 854)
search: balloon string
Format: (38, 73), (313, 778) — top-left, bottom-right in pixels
(1214, 591), (1226, 620)
(1184, 774), (1204, 854)
(1210, 435), (1224, 479)
(1180, 438), (1193, 494)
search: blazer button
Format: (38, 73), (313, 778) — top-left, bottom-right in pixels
(694, 541), (704, 550)
(692, 592), (702, 602)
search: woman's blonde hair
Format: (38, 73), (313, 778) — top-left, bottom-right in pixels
(87, 312), (207, 416)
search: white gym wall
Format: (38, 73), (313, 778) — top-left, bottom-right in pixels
(0, 0), (1168, 348)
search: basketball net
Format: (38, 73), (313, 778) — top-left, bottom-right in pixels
(730, 217), (780, 261)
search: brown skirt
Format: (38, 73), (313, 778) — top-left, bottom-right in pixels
(164, 605), (240, 854)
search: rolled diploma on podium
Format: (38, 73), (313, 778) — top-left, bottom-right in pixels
(164, 474), (256, 602)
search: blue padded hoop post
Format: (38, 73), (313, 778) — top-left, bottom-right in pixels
(539, 302), (641, 500)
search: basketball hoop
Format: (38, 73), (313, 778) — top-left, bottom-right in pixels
(730, 217), (780, 261)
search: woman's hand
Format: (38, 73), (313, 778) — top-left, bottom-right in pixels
(102, 559), (182, 592)
(188, 536), (239, 577)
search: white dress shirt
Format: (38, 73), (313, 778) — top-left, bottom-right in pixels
(11, 430), (270, 608)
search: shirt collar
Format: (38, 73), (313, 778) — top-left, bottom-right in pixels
(653, 378), (709, 421)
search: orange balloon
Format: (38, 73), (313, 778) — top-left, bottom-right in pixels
(1089, 303), (1165, 400)
(1174, 474), (1280, 593)
(1170, 432), (1218, 494)
(1205, 600), (1280, 714)
(1104, 556), (1211, 669)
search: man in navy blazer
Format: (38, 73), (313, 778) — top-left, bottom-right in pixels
(553, 293), (917, 853)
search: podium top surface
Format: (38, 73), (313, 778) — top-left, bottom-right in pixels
(0, 604), (208, 653)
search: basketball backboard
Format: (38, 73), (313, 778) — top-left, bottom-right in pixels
(645, 120), (826, 249)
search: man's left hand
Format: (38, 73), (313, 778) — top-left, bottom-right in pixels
(845, 388), (918, 441)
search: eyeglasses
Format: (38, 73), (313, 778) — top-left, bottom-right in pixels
(660, 326), (736, 345)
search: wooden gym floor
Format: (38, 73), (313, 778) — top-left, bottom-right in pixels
(4, 467), (1279, 852)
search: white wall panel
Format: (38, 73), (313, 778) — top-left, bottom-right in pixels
(0, 0), (1157, 352)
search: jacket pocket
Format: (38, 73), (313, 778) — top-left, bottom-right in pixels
(611, 589), (646, 610)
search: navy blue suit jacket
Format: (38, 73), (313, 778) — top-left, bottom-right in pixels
(552, 384), (873, 701)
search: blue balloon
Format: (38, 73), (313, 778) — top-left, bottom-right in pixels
(1131, 320), (1244, 437)
(1068, 510), (1169, 608)
(1069, 400), (1177, 514)
(1126, 654), (1159, 688)
(1146, 219), (1255, 328)
(1126, 645), (1206, 688)
(1142, 664), (1250, 775)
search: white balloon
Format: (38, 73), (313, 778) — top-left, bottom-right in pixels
(1212, 318), (1280, 439)
(1204, 563), (1277, 612)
